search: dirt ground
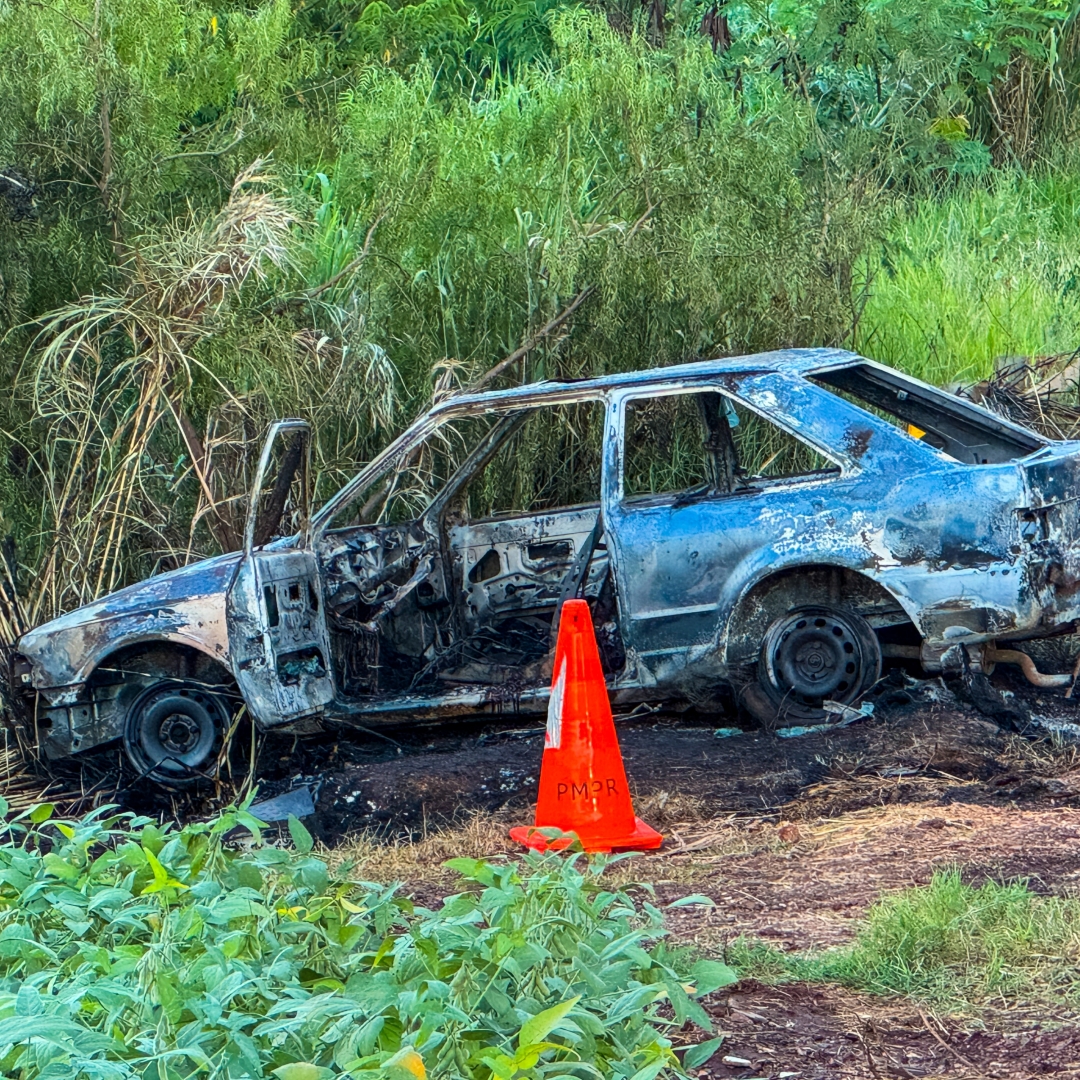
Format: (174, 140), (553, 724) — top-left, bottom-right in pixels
(693, 980), (1080, 1079)
(242, 671), (1080, 839)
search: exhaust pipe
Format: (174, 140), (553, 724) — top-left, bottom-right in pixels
(984, 646), (1074, 689)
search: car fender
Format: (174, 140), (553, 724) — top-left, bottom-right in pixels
(717, 551), (920, 669)
(22, 593), (230, 706)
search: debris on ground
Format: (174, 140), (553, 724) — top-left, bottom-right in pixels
(248, 784), (316, 822)
(962, 349), (1080, 440)
(219, 669), (1080, 841)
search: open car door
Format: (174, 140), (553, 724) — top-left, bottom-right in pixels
(226, 420), (335, 727)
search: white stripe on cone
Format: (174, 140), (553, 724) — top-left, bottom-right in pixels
(545, 657), (567, 750)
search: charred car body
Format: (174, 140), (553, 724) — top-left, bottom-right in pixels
(14, 348), (1080, 781)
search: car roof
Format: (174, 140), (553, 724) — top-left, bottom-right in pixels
(431, 346), (860, 415)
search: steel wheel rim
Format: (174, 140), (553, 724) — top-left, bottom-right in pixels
(764, 611), (868, 707)
(126, 683), (226, 780)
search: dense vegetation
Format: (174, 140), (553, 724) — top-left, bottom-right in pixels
(4, 799), (1076, 1080)
(1, 0), (1079, 621)
(0, 800), (735, 1079)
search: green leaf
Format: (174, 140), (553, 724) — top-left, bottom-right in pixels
(288, 814), (314, 854)
(690, 959), (739, 995)
(271, 1065), (333, 1080)
(140, 823), (164, 855)
(235, 861), (263, 891)
(667, 894), (715, 908)
(607, 985), (663, 1023)
(444, 856), (498, 885)
(141, 846), (179, 894)
(235, 810), (266, 840)
(145, 847), (168, 886)
(628, 1060), (669, 1080)
(683, 1036), (725, 1069)
(518, 995), (581, 1048)
(42, 852), (79, 881)
(156, 972), (183, 1025)
(29, 803), (54, 824)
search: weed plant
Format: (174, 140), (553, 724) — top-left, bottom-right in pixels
(0, 799), (735, 1078)
(731, 869), (1080, 1006)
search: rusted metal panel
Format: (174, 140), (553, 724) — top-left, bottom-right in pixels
(18, 553), (237, 693)
(227, 547), (335, 725)
(15, 346), (1080, 763)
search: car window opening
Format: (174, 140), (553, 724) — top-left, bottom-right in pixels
(455, 400), (605, 524)
(622, 390), (839, 505)
(811, 363), (1045, 465)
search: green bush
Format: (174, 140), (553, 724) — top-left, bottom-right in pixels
(0, 800), (735, 1078)
(2, 0), (1080, 612)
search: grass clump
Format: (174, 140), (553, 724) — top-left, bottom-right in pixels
(732, 869), (1080, 1006)
(0, 798), (734, 1078)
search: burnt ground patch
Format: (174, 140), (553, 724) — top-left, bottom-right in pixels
(233, 671), (1080, 843)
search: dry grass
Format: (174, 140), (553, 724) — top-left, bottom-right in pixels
(8, 162), (297, 628)
(315, 795), (1080, 984)
(320, 803), (800, 889)
(322, 811), (517, 884)
(0, 735), (87, 814)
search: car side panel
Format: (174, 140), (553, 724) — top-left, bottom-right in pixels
(604, 373), (1034, 683)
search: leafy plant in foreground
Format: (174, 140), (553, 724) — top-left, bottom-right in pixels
(0, 800), (735, 1078)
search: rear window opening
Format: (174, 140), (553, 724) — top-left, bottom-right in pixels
(621, 389), (840, 508)
(812, 363), (1046, 465)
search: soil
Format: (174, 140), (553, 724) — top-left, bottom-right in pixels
(687, 980), (1080, 1079)
(246, 667), (1080, 1079)
(657, 801), (1080, 952)
(239, 668), (1080, 845)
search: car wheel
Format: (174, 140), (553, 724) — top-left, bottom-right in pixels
(746, 605), (881, 728)
(123, 681), (230, 785)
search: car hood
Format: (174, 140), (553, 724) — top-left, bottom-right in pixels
(18, 551), (242, 690)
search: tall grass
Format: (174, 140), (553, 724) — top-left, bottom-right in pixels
(4, 4), (1080, 620)
(856, 173), (1080, 386)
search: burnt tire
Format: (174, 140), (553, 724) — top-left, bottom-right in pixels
(743, 605), (881, 728)
(123, 681), (230, 785)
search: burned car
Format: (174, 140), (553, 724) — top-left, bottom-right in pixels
(14, 347), (1080, 781)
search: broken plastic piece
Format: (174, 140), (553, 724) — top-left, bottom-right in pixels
(823, 699), (874, 726)
(775, 725), (830, 738)
(250, 785), (316, 822)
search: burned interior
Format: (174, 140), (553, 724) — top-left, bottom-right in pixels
(316, 398), (613, 700)
(15, 347), (1080, 782)
(810, 363), (1046, 464)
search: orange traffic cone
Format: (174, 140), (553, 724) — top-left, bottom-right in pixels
(510, 599), (663, 854)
